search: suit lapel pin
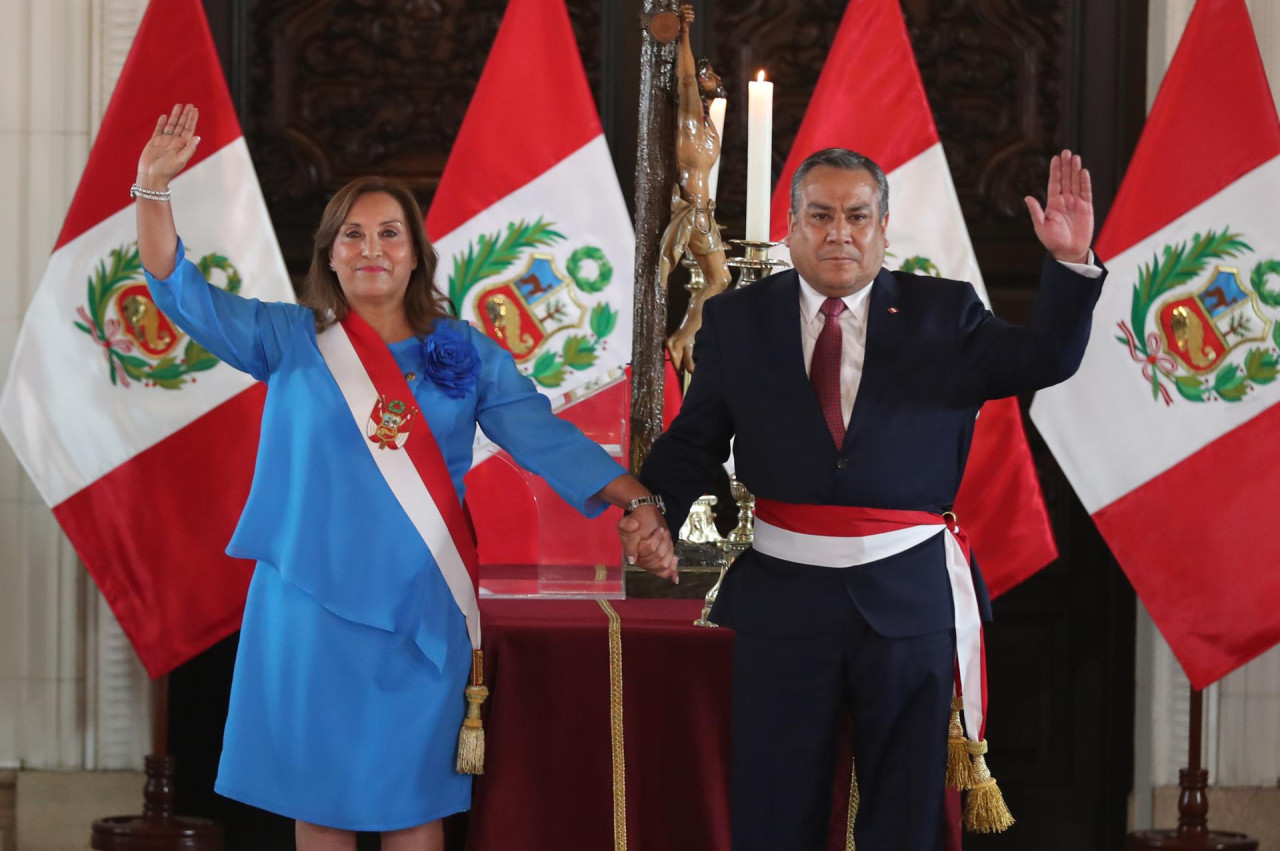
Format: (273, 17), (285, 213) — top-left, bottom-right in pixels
(887, 306), (900, 314)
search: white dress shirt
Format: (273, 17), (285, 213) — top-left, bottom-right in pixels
(797, 254), (1100, 430)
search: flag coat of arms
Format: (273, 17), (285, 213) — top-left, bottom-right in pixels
(425, 0), (635, 567)
(769, 0), (1057, 595)
(426, 0), (633, 413)
(1031, 0), (1280, 688)
(0, 0), (294, 676)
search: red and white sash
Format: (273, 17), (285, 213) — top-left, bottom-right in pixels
(316, 313), (481, 652)
(753, 499), (988, 744)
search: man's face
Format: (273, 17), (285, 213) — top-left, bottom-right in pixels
(786, 166), (888, 298)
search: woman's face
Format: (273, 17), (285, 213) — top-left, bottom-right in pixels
(329, 192), (417, 310)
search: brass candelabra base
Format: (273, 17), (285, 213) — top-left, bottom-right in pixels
(694, 475), (755, 627)
(725, 239), (788, 286)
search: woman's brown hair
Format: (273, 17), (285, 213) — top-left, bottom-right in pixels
(301, 176), (451, 334)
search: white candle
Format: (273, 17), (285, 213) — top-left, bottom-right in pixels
(707, 97), (727, 202)
(745, 70), (773, 241)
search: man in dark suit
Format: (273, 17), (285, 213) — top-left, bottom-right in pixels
(621, 147), (1103, 850)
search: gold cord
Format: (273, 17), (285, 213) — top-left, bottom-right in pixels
(598, 600), (628, 851)
(845, 756), (859, 850)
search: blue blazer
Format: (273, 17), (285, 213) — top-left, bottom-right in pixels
(640, 256), (1105, 639)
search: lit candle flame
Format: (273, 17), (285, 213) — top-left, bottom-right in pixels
(756, 70), (766, 82)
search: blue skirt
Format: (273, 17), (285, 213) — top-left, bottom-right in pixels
(215, 564), (473, 830)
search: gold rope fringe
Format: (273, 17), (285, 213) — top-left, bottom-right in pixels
(962, 748), (1014, 834)
(456, 649), (488, 775)
(599, 600), (628, 851)
(945, 697), (975, 790)
(844, 756), (859, 850)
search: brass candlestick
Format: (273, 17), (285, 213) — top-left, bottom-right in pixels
(725, 239), (788, 286)
(723, 474), (755, 554)
(680, 247), (708, 293)
(694, 475), (755, 627)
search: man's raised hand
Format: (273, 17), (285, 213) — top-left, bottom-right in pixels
(1025, 149), (1094, 265)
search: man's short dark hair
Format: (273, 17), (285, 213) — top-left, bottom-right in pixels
(789, 148), (889, 221)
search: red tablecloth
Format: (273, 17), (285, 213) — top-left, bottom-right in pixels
(467, 598), (961, 851)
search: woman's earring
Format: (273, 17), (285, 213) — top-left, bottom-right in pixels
(329, 262), (335, 270)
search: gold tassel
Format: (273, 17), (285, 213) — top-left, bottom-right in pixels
(945, 697), (975, 791)
(962, 743), (1014, 834)
(456, 649), (489, 775)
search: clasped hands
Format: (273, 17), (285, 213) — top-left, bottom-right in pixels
(618, 506), (679, 583)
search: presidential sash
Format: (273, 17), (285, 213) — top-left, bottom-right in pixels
(752, 498), (986, 744)
(751, 498), (1014, 831)
(316, 312), (491, 773)
(315, 313), (481, 652)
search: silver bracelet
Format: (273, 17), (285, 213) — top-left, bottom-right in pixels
(130, 183), (171, 202)
(624, 494), (665, 516)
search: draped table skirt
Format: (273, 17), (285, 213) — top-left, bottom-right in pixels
(466, 598), (961, 851)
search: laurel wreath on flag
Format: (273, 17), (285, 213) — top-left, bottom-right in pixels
(73, 243), (240, 389)
(1115, 228), (1280, 404)
(447, 218), (619, 388)
(894, 254), (940, 276)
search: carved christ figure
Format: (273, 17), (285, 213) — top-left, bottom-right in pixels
(658, 4), (732, 373)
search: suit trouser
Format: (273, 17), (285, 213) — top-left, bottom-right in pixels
(721, 556), (955, 851)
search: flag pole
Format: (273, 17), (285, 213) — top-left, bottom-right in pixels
(89, 675), (224, 850)
(1126, 687), (1257, 850)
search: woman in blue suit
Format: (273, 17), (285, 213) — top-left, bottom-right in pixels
(134, 103), (675, 851)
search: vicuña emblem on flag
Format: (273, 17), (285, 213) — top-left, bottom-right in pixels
(73, 242), (240, 389)
(1117, 229), (1280, 405)
(448, 218), (618, 389)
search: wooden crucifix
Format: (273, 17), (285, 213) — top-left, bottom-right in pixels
(628, 1), (682, 473)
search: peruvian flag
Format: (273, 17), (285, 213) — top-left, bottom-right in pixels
(770, 0), (1057, 596)
(1031, 0), (1280, 687)
(0, 0), (293, 676)
(425, 0), (636, 567)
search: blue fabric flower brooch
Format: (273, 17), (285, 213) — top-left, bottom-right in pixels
(421, 321), (480, 398)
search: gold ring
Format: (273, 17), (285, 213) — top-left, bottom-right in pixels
(942, 511), (957, 525)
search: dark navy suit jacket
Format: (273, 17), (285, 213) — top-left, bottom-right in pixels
(640, 256), (1105, 639)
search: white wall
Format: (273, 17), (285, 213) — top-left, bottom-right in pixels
(0, 0), (150, 772)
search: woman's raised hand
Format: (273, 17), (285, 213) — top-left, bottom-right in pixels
(137, 103), (200, 189)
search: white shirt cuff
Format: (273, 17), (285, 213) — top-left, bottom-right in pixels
(1056, 249), (1102, 279)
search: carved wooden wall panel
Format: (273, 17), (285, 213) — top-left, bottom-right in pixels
(215, 0), (603, 276)
(904, 1), (1068, 222)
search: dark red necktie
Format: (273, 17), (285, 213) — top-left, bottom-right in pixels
(810, 297), (846, 448)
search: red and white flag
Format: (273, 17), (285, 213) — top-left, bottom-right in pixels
(425, 0), (636, 567)
(1031, 0), (1280, 687)
(770, 0), (1057, 596)
(0, 0), (293, 676)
